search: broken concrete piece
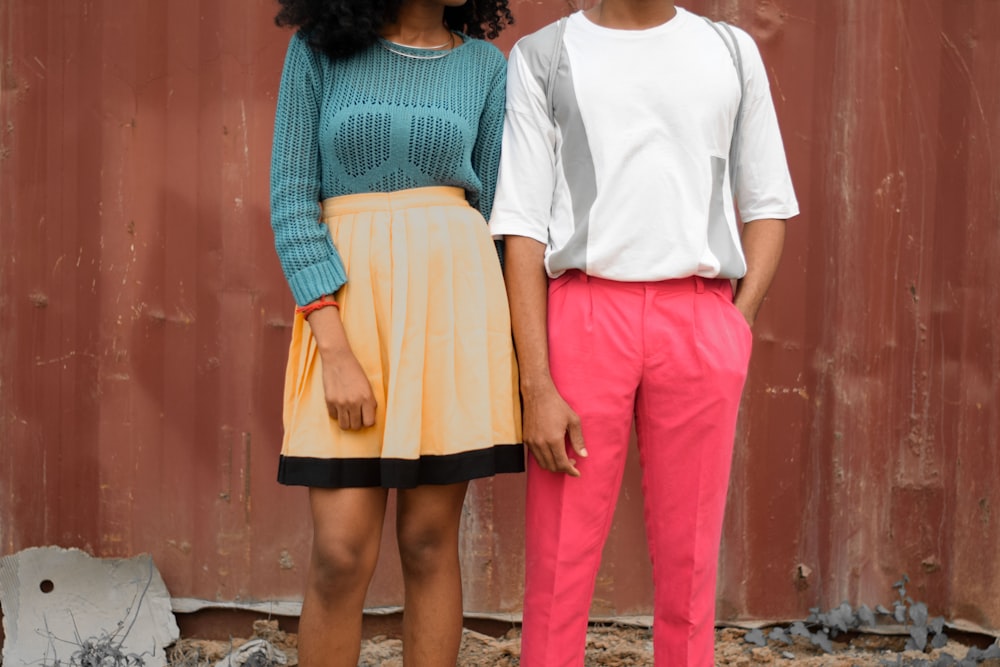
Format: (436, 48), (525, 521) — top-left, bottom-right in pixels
(0, 546), (179, 667)
(213, 638), (288, 667)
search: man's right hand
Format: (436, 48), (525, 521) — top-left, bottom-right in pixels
(522, 382), (587, 477)
(501, 235), (587, 476)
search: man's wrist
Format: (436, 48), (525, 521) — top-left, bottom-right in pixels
(519, 372), (556, 398)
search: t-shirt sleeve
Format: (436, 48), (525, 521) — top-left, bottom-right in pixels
(270, 33), (348, 306)
(488, 43), (556, 244)
(731, 30), (800, 223)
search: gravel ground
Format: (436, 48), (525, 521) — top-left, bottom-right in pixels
(167, 620), (1000, 666)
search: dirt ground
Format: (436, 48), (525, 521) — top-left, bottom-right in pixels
(168, 620), (1000, 666)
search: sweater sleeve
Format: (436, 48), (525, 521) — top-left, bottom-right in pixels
(270, 33), (348, 306)
(470, 54), (507, 221)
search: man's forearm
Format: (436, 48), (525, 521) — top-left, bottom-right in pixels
(734, 218), (786, 327)
(502, 235), (554, 395)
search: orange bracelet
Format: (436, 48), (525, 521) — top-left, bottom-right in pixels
(295, 296), (339, 317)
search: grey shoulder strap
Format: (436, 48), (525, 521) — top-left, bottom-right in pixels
(703, 18), (746, 196)
(540, 16), (745, 195)
(545, 17), (569, 121)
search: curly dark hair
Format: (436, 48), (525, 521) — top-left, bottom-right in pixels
(275, 0), (514, 60)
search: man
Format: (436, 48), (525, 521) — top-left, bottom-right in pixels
(489, 1), (799, 665)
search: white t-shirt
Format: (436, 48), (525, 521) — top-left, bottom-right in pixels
(490, 8), (800, 281)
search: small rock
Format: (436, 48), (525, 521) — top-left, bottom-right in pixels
(213, 638), (287, 667)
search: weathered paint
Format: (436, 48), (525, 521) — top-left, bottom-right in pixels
(1, 0), (998, 632)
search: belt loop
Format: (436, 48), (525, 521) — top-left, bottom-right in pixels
(694, 276), (705, 294)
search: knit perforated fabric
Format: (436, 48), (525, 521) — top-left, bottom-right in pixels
(271, 32), (507, 306)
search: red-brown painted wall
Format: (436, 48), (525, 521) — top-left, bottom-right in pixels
(2, 0), (998, 631)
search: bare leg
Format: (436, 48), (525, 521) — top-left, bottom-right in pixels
(396, 482), (469, 666)
(297, 486), (389, 667)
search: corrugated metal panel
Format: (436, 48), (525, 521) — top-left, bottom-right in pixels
(2, 0), (998, 631)
(707, 0), (1000, 631)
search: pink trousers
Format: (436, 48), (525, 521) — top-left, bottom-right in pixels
(521, 271), (753, 667)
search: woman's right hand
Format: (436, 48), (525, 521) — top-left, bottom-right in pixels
(320, 348), (378, 430)
(305, 303), (377, 430)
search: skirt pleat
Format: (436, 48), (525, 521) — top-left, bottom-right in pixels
(278, 186), (524, 489)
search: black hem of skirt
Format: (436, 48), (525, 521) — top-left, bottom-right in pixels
(277, 444), (525, 489)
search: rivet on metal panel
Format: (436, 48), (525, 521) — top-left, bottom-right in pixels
(751, 0), (786, 43)
(794, 563), (812, 592)
(167, 540), (193, 555)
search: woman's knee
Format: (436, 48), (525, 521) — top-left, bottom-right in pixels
(397, 522), (458, 576)
(307, 487), (387, 593)
(309, 536), (379, 592)
(396, 483), (466, 577)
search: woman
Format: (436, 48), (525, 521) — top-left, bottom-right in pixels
(269, 1), (522, 665)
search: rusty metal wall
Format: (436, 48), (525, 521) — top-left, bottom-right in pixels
(2, 0), (999, 632)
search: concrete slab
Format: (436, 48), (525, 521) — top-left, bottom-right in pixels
(0, 546), (179, 667)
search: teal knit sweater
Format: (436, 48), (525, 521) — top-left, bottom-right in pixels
(270, 32), (507, 306)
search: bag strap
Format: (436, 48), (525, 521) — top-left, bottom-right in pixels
(703, 18), (745, 196)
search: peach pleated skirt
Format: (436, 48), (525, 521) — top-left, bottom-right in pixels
(277, 187), (524, 489)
